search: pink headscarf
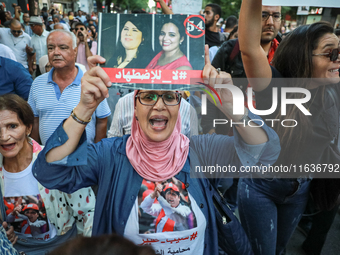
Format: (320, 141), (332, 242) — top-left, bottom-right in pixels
(126, 91), (190, 182)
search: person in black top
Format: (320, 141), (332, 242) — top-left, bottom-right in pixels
(238, 0), (340, 254)
(203, 4), (226, 48)
(106, 15), (153, 69)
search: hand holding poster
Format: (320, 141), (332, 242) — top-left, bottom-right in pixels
(98, 13), (205, 91)
(262, 0), (340, 7)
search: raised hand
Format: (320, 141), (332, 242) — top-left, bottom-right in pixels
(202, 44), (236, 117)
(2, 222), (18, 245)
(77, 55), (111, 116)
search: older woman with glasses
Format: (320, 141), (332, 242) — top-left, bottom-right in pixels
(32, 49), (280, 254)
(238, 0), (340, 254)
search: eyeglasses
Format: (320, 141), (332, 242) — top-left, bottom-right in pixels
(312, 48), (340, 62)
(11, 30), (22, 34)
(136, 92), (182, 106)
(75, 27), (84, 32)
(262, 12), (281, 22)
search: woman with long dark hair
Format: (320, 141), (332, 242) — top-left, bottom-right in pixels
(238, 0), (340, 254)
(107, 15), (153, 69)
(146, 18), (192, 70)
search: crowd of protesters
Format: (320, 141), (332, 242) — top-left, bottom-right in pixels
(0, 0), (339, 254)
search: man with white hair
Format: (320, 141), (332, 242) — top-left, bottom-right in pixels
(28, 30), (111, 145)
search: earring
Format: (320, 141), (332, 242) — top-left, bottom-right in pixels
(135, 116), (138, 121)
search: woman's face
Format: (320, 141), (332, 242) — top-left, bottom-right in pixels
(45, 62), (52, 72)
(159, 23), (184, 52)
(312, 33), (340, 81)
(120, 21), (142, 50)
(230, 31), (238, 40)
(87, 28), (92, 38)
(0, 110), (31, 159)
(134, 90), (180, 142)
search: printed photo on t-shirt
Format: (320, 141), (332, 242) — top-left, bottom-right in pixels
(138, 177), (197, 234)
(3, 195), (56, 240)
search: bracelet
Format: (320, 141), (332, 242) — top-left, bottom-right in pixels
(71, 108), (92, 125)
(32, 62), (36, 65)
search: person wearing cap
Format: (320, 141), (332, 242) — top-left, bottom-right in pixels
(32, 49), (280, 254)
(7, 203), (55, 238)
(21, 204), (55, 238)
(46, 16), (53, 31)
(26, 16), (49, 77)
(141, 182), (192, 233)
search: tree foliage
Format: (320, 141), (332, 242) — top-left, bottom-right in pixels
(114, 0), (149, 11)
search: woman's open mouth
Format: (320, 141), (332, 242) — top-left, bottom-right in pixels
(149, 116), (168, 130)
(1, 143), (15, 151)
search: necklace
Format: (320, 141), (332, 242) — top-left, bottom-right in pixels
(307, 87), (320, 112)
(11, 34), (23, 46)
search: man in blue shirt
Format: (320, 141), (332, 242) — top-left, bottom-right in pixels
(28, 29), (110, 145)
(0, 56), (32, 100)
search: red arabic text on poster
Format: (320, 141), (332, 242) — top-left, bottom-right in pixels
(104, 68), (203, 85)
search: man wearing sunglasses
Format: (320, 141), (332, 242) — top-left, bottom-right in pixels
(0, 19), (32, 73)
(75, 22), (97, 71)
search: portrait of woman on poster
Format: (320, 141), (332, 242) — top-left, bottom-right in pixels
(106, 16), (153, 69)
(146, 18), (193, 70)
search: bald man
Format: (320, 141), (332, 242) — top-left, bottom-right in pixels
(0, 19), (32, 72)
(53, 23), (64, 30)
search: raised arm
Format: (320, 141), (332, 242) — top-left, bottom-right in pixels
(45, 55), (111, 162)
(155, 0), (173, 14)
(239, 0), (272, 90)
(202, 45), (268, 145)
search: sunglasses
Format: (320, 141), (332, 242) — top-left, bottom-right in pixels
(75, 27), (84, 32)
(313, 48), (340, 62)
(11, 30), (22, 34)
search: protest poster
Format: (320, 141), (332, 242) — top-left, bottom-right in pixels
(98, 13), (205, 91)
(262, 0), (340, 7)
(172, 0), (203, 15)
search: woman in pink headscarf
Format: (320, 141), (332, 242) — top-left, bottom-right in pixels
(32, 47), (280, 255)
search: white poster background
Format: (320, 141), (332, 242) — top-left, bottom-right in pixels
(172, 0), (203, 15)
(263, 0), (340, 7)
